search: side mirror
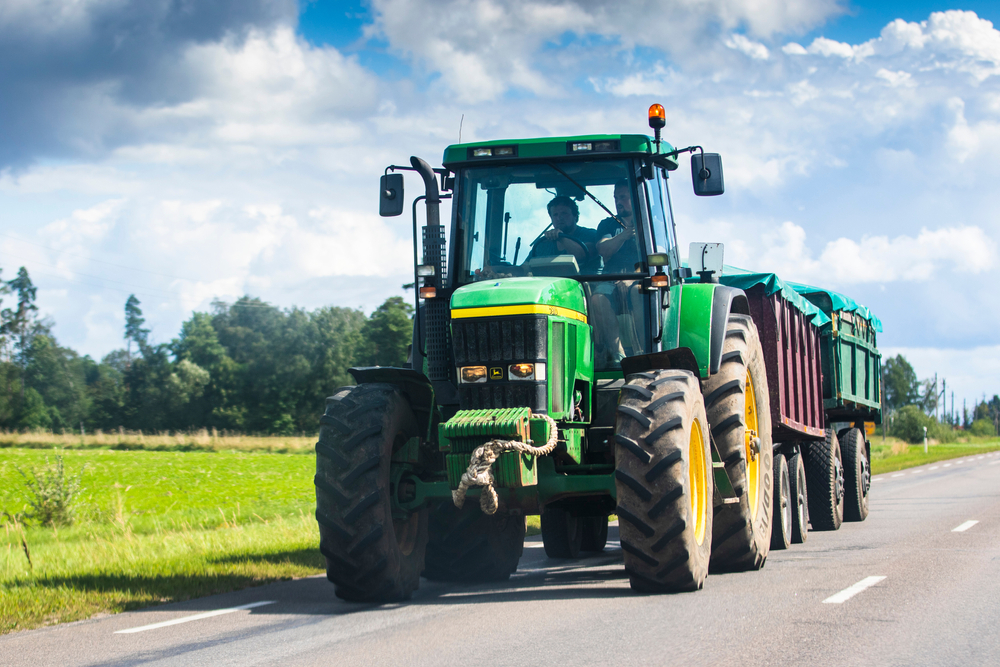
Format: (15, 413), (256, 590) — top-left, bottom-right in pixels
(691, 153), (724, 197)
(689, 242), (724, 282)
(379, 173), (405, 217)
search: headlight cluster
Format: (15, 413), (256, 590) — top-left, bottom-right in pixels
(458, 363), (546, 383)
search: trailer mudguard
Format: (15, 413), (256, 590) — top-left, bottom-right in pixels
(676, 283), (749, 378)
(348, 366), (437, 441)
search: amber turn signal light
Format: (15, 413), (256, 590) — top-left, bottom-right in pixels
(650, 272), (669, 288)
(418, 286), (437, 299)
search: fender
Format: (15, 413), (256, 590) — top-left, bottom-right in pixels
(675, 283), (749, 378)
(348, 366), (437, 441)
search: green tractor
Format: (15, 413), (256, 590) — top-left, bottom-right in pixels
(315, 105), (773, 600)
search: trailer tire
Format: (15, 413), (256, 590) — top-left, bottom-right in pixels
(423, 502), (525, 581)
(788, 450), (808, 544)
(841, 428), (870, 522)
(315, 384), (428, 602)
(703, 314), (774, 572)
(614, 369), (713, 593)
(770, 453), (792, 550)
(805, 428), (844, 531)
(581, 516), (609, 552)
(541, 507), (584, 558)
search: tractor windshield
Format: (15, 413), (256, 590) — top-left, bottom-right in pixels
(454, 160), (647, 282)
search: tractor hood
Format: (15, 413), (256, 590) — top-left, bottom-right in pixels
(450, 277), (587, 321)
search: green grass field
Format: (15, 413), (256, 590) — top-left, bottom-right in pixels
(1, 449), (323, 634)
(869, 436), (1000, 474)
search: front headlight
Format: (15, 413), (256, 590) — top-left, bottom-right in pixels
(459, 366), (488, 383)
(509, 362), (545, 381)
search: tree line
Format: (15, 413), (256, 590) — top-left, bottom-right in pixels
(0, 265), (413, 435)
(882, 354), (999, 443)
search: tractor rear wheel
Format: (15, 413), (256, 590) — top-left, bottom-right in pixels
(423, 502), (525, 581)
(703, 314), (774, 572)
(805, 428), (844, 531)
(581, 516), (609, 552)
(541, 507), (583, 558)
(314, 384), (428, 602)
(788, 450), (808, 544)
(770, 452), (792, 550)
(614, 369), (713, 593)
(841, 427), (870, 522)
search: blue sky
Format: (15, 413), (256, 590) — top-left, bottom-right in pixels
(1, 0), (999, 411)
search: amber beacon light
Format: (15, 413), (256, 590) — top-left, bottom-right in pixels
(648, 103), (666, 150)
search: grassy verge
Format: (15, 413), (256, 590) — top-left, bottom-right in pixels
(0, 430), (316, 454)
(1, 448), (322, 634)
(870, 436), (1000, 474)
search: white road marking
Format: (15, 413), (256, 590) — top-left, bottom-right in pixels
(990, 460), (1000, 466)
(952, 520), (979, 533)
(930, 466), (939, 470)
(944, 463), (952, 467)
(823, 576), (887, 604)
(115, 601), (276, 634)
(911, 469), (923, 474)
(892, 473), (905, 478)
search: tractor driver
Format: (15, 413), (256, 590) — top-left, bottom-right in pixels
(527, 195), (600, 274)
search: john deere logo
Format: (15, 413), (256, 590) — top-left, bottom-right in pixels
(489, 367), (504, 380)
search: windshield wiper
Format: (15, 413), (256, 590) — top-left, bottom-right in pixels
(545, 162), (627, 229)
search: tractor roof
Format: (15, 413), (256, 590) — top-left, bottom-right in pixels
(442, 134), (678, 170)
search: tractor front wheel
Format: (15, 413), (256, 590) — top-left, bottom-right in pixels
(614, 369), (713, 593)
(314, 384), (428, 602)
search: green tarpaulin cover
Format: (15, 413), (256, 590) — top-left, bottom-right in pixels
(715, 266), (831, 327)
(785, 281), (883, 332)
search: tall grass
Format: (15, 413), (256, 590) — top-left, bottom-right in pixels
(0, 429), (316, 454)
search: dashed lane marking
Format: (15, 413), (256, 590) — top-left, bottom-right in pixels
(944, 463), (952, 467)
(952, 520), (979, 533)
(930, 466), (939, 470)
(115, 601), (276, 634)
(823, 576), (887, 604)
(892, 473), (905, 478)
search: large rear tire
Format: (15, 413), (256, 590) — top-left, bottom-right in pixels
(841, 427), (870, 522)
(614, 369), (713, 593)
(315, 384), (428, 602)
(805, 428), (844, 531)
(541, 507), (583, 558)
(770, 452), (792, 550)
(788, 450), (808, 544)
(423, 502), (525, 581)
(703, 314), (774, 572)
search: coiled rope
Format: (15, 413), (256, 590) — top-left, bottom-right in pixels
(452, 413), (559, 515)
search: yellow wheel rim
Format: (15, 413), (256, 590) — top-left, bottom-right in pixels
(745, 369), (760, 520)
(689, 417), (708, 546)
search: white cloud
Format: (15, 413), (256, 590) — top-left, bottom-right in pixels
(727, 34), (770, 60)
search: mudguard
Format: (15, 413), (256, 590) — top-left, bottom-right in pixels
(676, 283), (749, 378)
(348, 366), (437, 441)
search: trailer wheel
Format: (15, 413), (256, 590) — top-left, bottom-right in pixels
(841, 428), (870, 522)
(541, 507), (584, 558)
(770, 453), (792, 550)
(581, 516), (609, 552)
(788, 450), (808, 543)
(805, 428), (844, 531)
(315, 384), (428, 602)
(423, 502), (525, 581)
(703, 314), (774, 572)
(614, 369), (713, 593)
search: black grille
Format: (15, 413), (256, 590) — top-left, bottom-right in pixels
(452, 316), (546, 365)
(453, 315), (548, 413)
(458, 382), (547, 413)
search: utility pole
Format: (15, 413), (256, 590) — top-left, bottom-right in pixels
(951, 391), (954, 427)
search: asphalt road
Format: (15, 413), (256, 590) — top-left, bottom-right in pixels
(4, 451), (1000, 667)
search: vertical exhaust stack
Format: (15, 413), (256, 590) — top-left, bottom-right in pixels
(410, 156), (452, 386)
